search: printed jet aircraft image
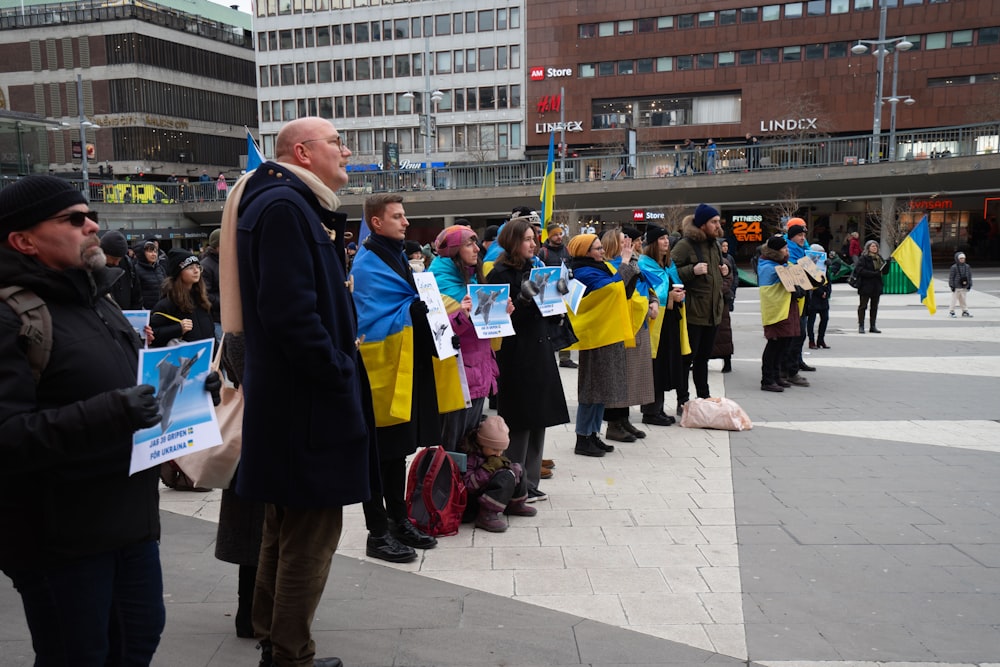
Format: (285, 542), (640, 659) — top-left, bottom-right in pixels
(474, 289), (502, 325)
(532, 271), (552, 295)
(155, 348), (205, 433)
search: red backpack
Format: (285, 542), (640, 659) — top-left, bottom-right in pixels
(406, 446), (467, 537)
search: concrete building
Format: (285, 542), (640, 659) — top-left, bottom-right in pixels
(0, 0), (258, 182)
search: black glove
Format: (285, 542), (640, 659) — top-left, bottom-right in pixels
(792, 286), (806, 299)
(451, 334), (461, 350)
(520, 278), (540, 299)
(119, 384), (162, 430)
(204, 371), (222, 407)
(556, 277), (569, 295)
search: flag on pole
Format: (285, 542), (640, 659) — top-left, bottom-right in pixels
(890, 214), (937, 315)
(246, 128), (265, 172)
(539, 132), (556, 241)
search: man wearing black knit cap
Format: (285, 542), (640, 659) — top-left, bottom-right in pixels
(0, 175), (184, 664)
(670, 203), (729, 414)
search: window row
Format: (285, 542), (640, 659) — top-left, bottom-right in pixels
(258, 0), (474, 18)
(108, 79), (258, 127)
(592, 95), (742, 131)
(579, 0), (948, 36)
(257, 7), (520, 50)
(105, 34), (256, 87)
(259, 85), (522, 123)
(928, 72), (1000, 86)
(258, 46), (521, 87)
(580, 27), (997, 76)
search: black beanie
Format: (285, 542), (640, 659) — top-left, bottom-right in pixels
(766, 235), (788, 251)
(644, 225), (669, 245)
(166, 248), (199, 278)
(100, 231), (129, 258)
(693, 204), (720, 228)
(0, 175), (88, 237)
(621, 226), (642, 241)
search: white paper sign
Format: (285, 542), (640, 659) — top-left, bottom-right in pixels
(529, 266), (568, 316)
(413, 272), (458, 360)
(468, 284), (515, 338)
(122, 310), (150, 347)
(129, 339), (222, 476)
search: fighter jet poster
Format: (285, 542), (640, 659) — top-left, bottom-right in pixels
(129, 338), (223, 476)
(467, 284), (515, 339)
(413, 272), (458, 360)
(528, 266), (567, 317)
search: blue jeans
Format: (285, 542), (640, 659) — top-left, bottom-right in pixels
(5, 540), (164, 667)
(576, 402), (605, 436)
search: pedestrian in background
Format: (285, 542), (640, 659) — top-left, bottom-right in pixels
(856, 240), (889, 333)
(948, 252), (973, 317)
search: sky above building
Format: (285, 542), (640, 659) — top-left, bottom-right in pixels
(208, 0), (251, 14)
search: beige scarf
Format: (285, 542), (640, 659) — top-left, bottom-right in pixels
(219, 162), (342, 333)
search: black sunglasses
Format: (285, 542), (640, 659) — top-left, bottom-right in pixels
(49, 210), (99, 226)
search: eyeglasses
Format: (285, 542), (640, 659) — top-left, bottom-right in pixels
(591, 245), (604, 252)
(47, 210), (98, 226)
(301, 136), (348, 153)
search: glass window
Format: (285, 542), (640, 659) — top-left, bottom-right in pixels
(435, 14), (450, 36)
(343, 60), (353, 81)
(496, 86), (508, 109)
(511, 85), (521, 108)
(268, 31), (278, 50)
(319, 97), (332, 119)
(372, 58), (381, 79)
(854, 0), (873, 9)
(353, 59), (368, 80)
(638, 17), (656, 32)
(382, 20), (392, 40)
(279, 29), (293, 49)
(283, 99), (296, 121)
(719, 51), (735, 66)
(902, 0), (922, 4)
(497, 8), (507, 30)
(370, 22), (380, 42)
(343, 24), (352, 44)
(598, 21), (614, 36)
(454, 50), (464, 73)
(785, 3), (803, 18)
(294, 29), (305, 48)
(394, 18), (408, 39)
(678, 14), (695, 29)
(783, 45), (801, 60)
(636, 57), (653, 73)
(466, 12), (475, 33)
(395, 54), (410, 76)
(831, 0), (849, 12)
(828, 41), (848, 57)
(741, 7), (759, 21)
(761, 47), (780, 63)
(453, 13), (463, 34)
(357, 95), (371, 117)
(807, 0), (825, 16)
(720, 9), (737, 25)
(497, 45), (507, 69)
(424, 16), (433, 37)
(677, 55), (693, 70)
(281, 63), (294, 85)
(580, 23), (596, 38)
(413, 52), (422, 77)
(979, 27), (1000, 45)
(305, 28), (315, 47)
(657, 16), (674, 30)
(453, 90), (464, 112)
(618, 60), (634, 74)
(698, 12), (715, 27)
(581, 63), (596, 77)
(805, 43), (825, 59)
(510, 7), (520, 29)
(478, 9), (493, 31)
(952, 29), (973, 46)
(656, 56), (673, 71)
(466, 48), (476, 72)
(739, 50), (757, 65)
(383, 55), (393, 78)
(317, 26), (330, 46)
(479, 87), (495, 109)
(466, 88), (477, 110)
(618, 19), (634, 34)
(306, 61), (316, 83)
(510, 45), (520, 69)
(904, 35), (921, 50)
(763, 4), (781, 20)
(257, 31), (268, 52)
(925, 32), (946, 49)
(373, 95), (383, 116)
(261, 102), (270, 123)
(436, 51), (451, 73)
(479, 47), (494, 71)
(598, 61), (615, 76)
(411, 17), (420, 38)
(259, 65), (270, 86)
(697, 53), (714, 68)
(270, 64), (279, 86)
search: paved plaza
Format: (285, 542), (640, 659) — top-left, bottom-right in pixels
(2, 269), (999, 667)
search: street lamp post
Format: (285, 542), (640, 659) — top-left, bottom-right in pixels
(75, 74), (101, 200)
(851, 0), (912, 164)
(885, 48), (916, 162)
(403, 38), (443, 190)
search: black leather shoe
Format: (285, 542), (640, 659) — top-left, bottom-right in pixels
(313, 659), (343, 667)
(798, 362), (816, 372)
(760, 383), (784, 392)
(257, 642), (272, 667)
(366, 532), (417, 563)
(590, 433), (614, 452)
(869, 326), (881, 333)
(641, 412), (675, 426)
(388, 518), (438, 550)
(574, 433), (605, 457)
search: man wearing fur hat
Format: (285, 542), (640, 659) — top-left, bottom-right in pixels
(757, 235), (807, 391)
(670, 204), (729, 412)
(0, 175), (186, 663)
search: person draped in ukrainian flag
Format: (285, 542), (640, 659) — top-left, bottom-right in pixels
(427, 222), (503, 451)
(350, 194), (453, 563)
(757, 235), (807, 392)
(599, 228), (655, 443)
(636, 226), (689, 426)
(564, 233), (634, 458)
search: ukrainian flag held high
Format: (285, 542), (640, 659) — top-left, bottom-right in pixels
(539, 132), (556, 242)
(891, 214), (937, 315)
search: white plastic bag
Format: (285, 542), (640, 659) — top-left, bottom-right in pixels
(679, 397), (752, 431)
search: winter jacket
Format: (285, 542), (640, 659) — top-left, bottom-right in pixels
(855, 252), (886, 298)
(234, 162), (379, 508)
(948, 255), (973, 291)
(670, 218), (725, 327)
(134, 256), (167, 309)
(537, 241), (570, 267)
(0, 249), (158, 570)
(199, 247), (221, 323)
(149, 295), (216, 347)
(107, 256), (143, 311)
(486, 260), (569, 431)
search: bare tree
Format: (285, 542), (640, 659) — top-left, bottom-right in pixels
(770, 186), (803, 234)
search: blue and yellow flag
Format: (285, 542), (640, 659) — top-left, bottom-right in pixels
(539, 132), (556, 242)
(891, 215), (937, 315)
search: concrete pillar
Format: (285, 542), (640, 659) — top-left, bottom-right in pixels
(880, 195), (896, 253)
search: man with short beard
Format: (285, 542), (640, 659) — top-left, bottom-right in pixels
(670, 204), (730, 414)
(0, 175), (183, 664)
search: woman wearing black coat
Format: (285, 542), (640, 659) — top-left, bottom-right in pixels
(149, 248), (215, 347)
(134, 241), (168, 309)
(856, 240), (890, 334)
(486, 218), (569, 501)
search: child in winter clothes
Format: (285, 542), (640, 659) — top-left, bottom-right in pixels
(460, 416), (537, 532)
(948, 252), (973, 318)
